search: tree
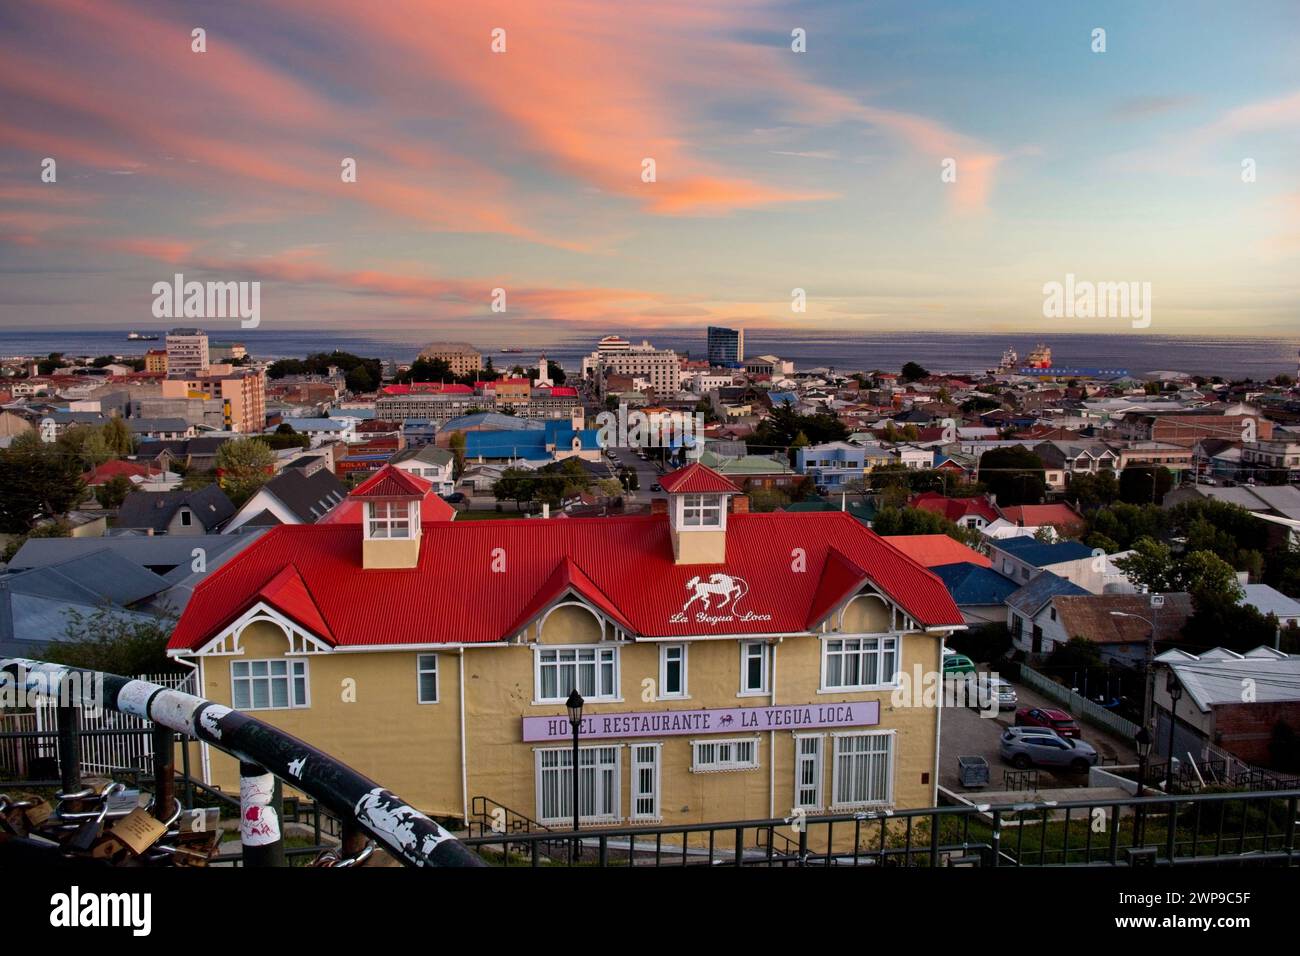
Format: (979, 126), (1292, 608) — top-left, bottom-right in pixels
(1178, 550), (1243, 601)
(1063, 471), (1118, 511)
(1046, 636), (1103, 675)
(1084, 502), (1168, 551)
(494, 468), (537, 510)
(49, 607), (180, 676)
(871, 505), (982, 547)
(1114, 537), (1243, 601)
(37, 352), (67, 375)
(0, 433), (86, 532)
(747, 404), (847, 462)
(749, 487), (791, 512)
(1, 520), (71, 563)
(1112, 537), (1179, 593)
(447, 431), (467, 479)
(346, 364), (375, 393)
(95, 474), (133, 510)
(58, 425), (113, 469)
(214, 437), (275, 506)
(900, 362), (929, 383)
(1119, 465), (1173, 505)
(101, 417), (133, 457)
(977, 446), (1046, 505)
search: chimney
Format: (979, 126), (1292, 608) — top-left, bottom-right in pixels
(651, 498), (668, 515)
(730, 495), (750, 514)
(542, 503), (550, 519)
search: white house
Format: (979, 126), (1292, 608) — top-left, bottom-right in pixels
(390, 445), (456, 495)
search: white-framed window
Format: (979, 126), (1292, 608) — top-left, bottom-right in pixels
(417, 654), (438, 704)
(658, 644), (688, 699)
(691, 737), (759, 772)
(822, 636), (898, 690)
(367, 499), (411, 539)
(631, 743), (662, 821)
(681, 493), (723, 528)
(831, 732), (893, 808)
(535, 646), (619, 702)
(794, 734), (824, 810)
(535, 745), (621, 825)
(740, 641), (770, 696)
(231, 659), (309, 710)
(179, 509), (193, 528)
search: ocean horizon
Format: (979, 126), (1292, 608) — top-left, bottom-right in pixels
(0, 327), (1296, 380)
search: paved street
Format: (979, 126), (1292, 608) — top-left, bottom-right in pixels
(938, 669), (1137, 794)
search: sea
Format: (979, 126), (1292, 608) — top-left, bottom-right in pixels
(0, 327), (1296, 380)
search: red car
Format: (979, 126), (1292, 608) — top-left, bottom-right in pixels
(1014, 707), (1080, 738)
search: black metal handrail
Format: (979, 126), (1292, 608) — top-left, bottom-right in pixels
(461, 789), (1300, 868)
(1, 657), (484, 868)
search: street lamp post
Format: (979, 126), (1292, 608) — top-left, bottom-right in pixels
(1110, 594), (1162, 732)
(1164, 669), (1183, 795)
(1134, 726), (1152, 846)
(566, 689), (585, 864)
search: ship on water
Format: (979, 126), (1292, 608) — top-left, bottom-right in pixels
(1026, 343), (1052, 368)
(126, 331), (160, 341)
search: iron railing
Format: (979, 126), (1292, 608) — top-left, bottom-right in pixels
(5, 658), (1298, 870)
(0, 657), (484, 867)
(462, 789), (1300, 867)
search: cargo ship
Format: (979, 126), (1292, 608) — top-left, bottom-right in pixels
(126, 331), (160, 341)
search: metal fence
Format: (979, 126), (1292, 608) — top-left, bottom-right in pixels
(2, 670), (195, 776)
(463, 789), (1300, 867)
(1017, 663), (1140, 739)
(1, 658), (483, 868)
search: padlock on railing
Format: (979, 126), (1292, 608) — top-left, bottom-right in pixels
(308, 840), (375, 868)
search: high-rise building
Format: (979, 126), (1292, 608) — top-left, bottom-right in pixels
(144, 349), (168, 374)
(161, 367), (266, 433)
(706, 326), (744, 366)
(582, 337), (679, 397)
(166, 328), (209, 376)
(418, 342), (482, 376)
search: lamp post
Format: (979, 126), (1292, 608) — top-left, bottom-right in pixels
(1134, 726), (1152, 845)
(566, 689), (584, 864)
(1110, 594), (1162, 731)
(1164, 669), (1183, 794)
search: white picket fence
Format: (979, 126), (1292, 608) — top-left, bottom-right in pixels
(1017, 664), (1140, 740)
(1, 671), (195, 777)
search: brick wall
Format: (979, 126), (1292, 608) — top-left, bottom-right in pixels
(1212, 701), (1300, 768)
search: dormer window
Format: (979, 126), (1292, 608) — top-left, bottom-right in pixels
(367, 499), (413, 539)
(681, 493), (723, 528)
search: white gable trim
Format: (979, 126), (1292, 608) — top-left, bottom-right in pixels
(192, 601), (333, 657)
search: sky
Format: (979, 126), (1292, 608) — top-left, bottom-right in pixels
(1, 0), (1297, 346)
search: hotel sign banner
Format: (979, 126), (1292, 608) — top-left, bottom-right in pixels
(522, 701), (880, 743)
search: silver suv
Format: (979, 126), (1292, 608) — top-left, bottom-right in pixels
(999, 727), (1097, 773)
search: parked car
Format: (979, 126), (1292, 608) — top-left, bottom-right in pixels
(999, 728), (1098, 773)
(650, 483), (662, 492)
(971, 674), (1017, 711)
(942, 653), (977, 677)
(1014, 707), (1081, 738)
(440, 492), (466, 503)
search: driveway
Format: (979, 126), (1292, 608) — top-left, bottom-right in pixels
(938, 670), (1136, 794)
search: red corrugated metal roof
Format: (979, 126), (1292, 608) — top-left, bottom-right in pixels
(256, 565), (334, 644)
(349, 465), (428, 498)
(910, 492), (1000, 524)
(319, 492), (454, 524)
(168, 511), (962, 651)
(882, 534), (991, 569)
(659, 462), (740, 494)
